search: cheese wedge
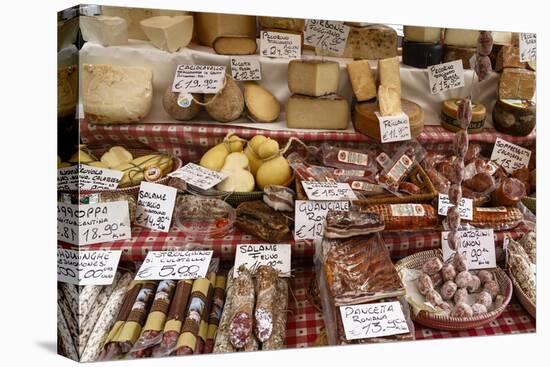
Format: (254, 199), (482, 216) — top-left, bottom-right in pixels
(444, 28), (480, 47)
(288, 60), (340, 97)
(140, 15), (193, 52)
(377, 56), (401, 95)
(378, 85), (402, 116)
(347, 60), (376, 101)
(286, 94), (349, 130)
(80, 15), (128, 46)
(195, 13), (256, 47)
(213, 36), (257, 55)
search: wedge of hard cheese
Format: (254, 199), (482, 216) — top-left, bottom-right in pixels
(288, 60), (340, 97)
(80, 15), (128, 46)
(213, 36), (257, 55)
(346, 60), (376, 102)
(140, 15), (193, 52)
(286, 94), (349, 130)
(195, 13), (256, 47)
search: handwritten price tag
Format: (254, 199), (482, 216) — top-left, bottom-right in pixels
(169, 162), (228, 190)
(78, 164), (123, 191)
(304, 19), (350, 55)
(230, 57), (261, 81)
(340, 301), (410, 340)
(234, 244), (291, 277)
(519, 33), (536, 62)
(376, 112), (411, 143)
(135, 182), (177, 232)
(490, 137), (531, 174)
(260, 30), (301, 59)
(57, 201), (131, 246)
(441, 229), (496, 270)
(437, 193), (473, 220)
(172, 64), (226, 94)
(428, 60), (465, 94)
(136, 250), (214, 280)
(301, 181), (358, 201)
(294, 200), (350, 240)
(57, 249), (122, 285)
(58, 165), (79, 191)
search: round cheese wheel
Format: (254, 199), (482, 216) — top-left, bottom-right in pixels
(353, 99), (424, 141)
(441, 98), (486, 133)
(402, 39), (444, 68)
(492, 98), (536, 136)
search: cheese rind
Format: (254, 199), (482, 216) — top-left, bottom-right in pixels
(403, 26), (442, 43)
(258, 17), (305, 32)
(195, 13), (257, 47)
(443, 46), (476, 69)
(243, 82), (280, 123)
(347, 60), (376, 101)
(495, 45), (525, 71)
(377, 56), (401, 95)
(80, 15), (128, 46)
(498, 68), (536, 100)
(491, 31), (513, 45)
(286, 94), (349, 130)
(444, 28), (480, 47)
(82, 64), (153, 124)
(140, 15), (193, 52)
(378, 85), (402, 116)
(492, 99), (536, 136)
(288, 60), (340, 97)
(213, 36), (257, 55)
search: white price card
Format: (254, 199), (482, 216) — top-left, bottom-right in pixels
(230, 57), (261, 81)
(490, 137), (531, 174)
(339, 301), (410, 340)
(234, 244), (291, 277)
(301, 181), (358, 201)
(57, 201), (131, 245)
(441, 229), (496, 270)
(57, 165), (79, 191)
(519, 33), (536, 62)
(135, 250), (214, 280)
(304, 19), (350, 55)
(437, 193), (473, 220)
(171, 64), (226, 94)
(260, 30), (301, 59)
(169, 162), (228, 190)
(57, 249), (122, 285)
(376, 112), (412, 143)
(428, 60), (465, 94)
(78, 164), (123, 191)
(294, 200), (350, 240)
(135, 182), (177, 232)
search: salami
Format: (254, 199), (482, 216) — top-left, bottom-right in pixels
(494, 177), (526, 206)
(463, 172), (496, 193)
(229, 266), (255, 349)
(464, 143), (481, 163)
(60, 283), (79, 320)
(362, 204), (438, 231)
(399, 181), (421, 195)
(243, 332), (259, 351)
(448, 184), (462, 205)
(454, 130), (469, 158)
(58, 306), (79, 360)
(262, 278), (288, 350)
(213, 270), (236, 354)
(195, 272), (217, 354)
(77, 285), (102, 329)
(204, 275), (227, 354)
(426, 168), (450, 194)
(254, 266), (279, 342)
(58, 288), (78, 357)
(457, 97), (473, 129)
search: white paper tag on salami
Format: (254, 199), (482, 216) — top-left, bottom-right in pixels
(234, 244), (291, 277)
(519, 33), (536, 62)
(260, 30), (301, 59)
(376, 152), (392, 170)
(428, 60), (465, 94)
(57, 249), (122, 285)
(490, 137), (531, 173)
(169, 162), (228, 190)
(437, 193), (473, 220)
(339, 301), (410, 340)
(333, 169), (366, 177)
(441, 229), (496, 270)
(350, 181), (385, 194)
(390, 204), (425, 217)
(135, 182), (177, 232)
(230, 56), (262, 81)
(301, 181), (358, 201)
(136, 250), (214, 280)
(376, 112), (411, 143)
(304, 19), (350, 55)
(172, 64), (226, 94)
(337, 149), (369, 166)
(294, 200), (350, 240)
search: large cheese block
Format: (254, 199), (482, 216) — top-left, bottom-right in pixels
(258, 17), (305, 32)
(403, 26), (442, 43)
(378, 85), (402, 116)
(443, 45), (476, 69)
(140, 15), (193, 52)
(195, 13), (257, 47)
(492, 99), (536, 136)
(315, 24), (397, 59)
(441, 98), (486, 133)
(495, 45), (525, 71)
(499, 68), (536, 100)
(57, 65), (78, 118)
(444, 28), (480, 47)
(286, 94), (349, 130)
(353, 99), (424, 140)
(346, 60), (376, 101)
(80, 15), (128, 46)
(82, 64), (153, 124)
(213, 36), (257, 55)
(402, 39), (444, 68)
(288, 60), (340, 97)
(377, 56), (401, 95)
(101, 6), (188, 40)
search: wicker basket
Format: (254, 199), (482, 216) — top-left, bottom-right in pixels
(510, 273), (536, 319)
(521, 195), (536, 214)
(395, 249), (513, 331)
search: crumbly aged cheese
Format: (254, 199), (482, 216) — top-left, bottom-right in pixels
(286, 94), (349, 130)
(288, 60), (340, 97)
(443, 45), (476, 69)
(58, 65), (78, 118)
(82, 64), (153, 123)
(80, 16), (128, 46)
(101, 6), (188, 40)
(244, 82), (280, 122)
(444, 28), (480, 47)
(258, 17), (305, 32)
(403, 26), (442, 43)
(213, 36), (257, 55)
(195, 13), (257, 47)
(140, 15), (193, 52)
(492, 99), (536, 136)
(492, 31), (513, 45)
(378, 85), (402, 116)
(495, 45), (526, 71)
(499, 68), (536, 100)
(377, 56), (401, 95)
(346, 60), (376, 101)
(315, 24), (397, 59)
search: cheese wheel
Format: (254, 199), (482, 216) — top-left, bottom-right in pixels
(402, 39), (444, 68)
(213, 36), (257, 55)
(441, 99), (486, 133)
(195, 13), (256, 47)
(443, 45), (476, 69)
(353, 99), (424, 140)
(492, 99), (536, 136)
(258, 17), (304, 32)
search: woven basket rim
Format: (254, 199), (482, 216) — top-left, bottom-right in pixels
(509, 271), (536, 318)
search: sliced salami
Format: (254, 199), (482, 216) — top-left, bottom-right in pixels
(228, 266), (255, 349)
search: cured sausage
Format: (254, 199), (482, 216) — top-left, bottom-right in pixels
(262, 279), (289, 351)
(454, 130), (469, 158)
(213, 271), (236, 354)
(464, 143), (481, 164)
(457, 97), (473, 129)
(254, 266), (279, 342)
(362, 204), (438, 231)
(426, 168), (450, 194)
(228, 266), (255, 349)
(463, 172), (496, 193)
(466, 206), (523, 230)
(494, 177), (526, 206)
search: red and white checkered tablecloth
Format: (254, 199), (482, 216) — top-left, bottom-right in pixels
(80, 121), (536, 163)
